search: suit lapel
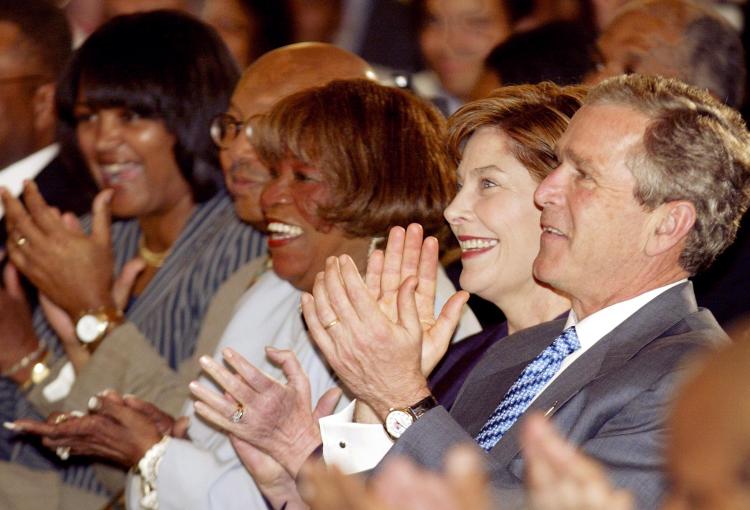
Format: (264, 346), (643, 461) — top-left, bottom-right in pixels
(450, 319), (566, 435)
(488, 282), (699, 467)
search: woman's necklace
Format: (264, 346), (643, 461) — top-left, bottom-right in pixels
(138, 236), (171, 268)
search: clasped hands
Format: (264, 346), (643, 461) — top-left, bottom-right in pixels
(5, 390), (188, 468)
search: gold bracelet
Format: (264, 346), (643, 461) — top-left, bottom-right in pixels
(19, 351), (51, 392)
(1, 341), (46, 378)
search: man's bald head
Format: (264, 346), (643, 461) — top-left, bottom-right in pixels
(589, 0), (745, 108)
(234, 42), (376, 118)
(220, 42), (375, 228)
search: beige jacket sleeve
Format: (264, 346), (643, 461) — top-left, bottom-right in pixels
(0, 461), (108, 510)
(26, 257), (267, 417)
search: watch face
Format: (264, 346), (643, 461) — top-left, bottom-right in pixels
(75, 314), (108, 344)
(385, 409), (414, 439)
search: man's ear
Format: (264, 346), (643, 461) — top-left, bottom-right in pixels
(645, 200), (696, 256)
(32, 82), (56, 142)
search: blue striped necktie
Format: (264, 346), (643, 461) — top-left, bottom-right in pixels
(475, 326), (580, 451)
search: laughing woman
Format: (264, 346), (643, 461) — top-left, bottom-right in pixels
(0, 9), (264, 489)
(186, 83), (585, 508)
(9, 79), (477, 509)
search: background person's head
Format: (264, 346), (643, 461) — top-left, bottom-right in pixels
(201, 0), (293, 67)
(0, 0), (71, 169)
(472, 21), (595, 100)
(251, 78), (454, 291)
(102, 0), (192, 19)
(417, 0), (511, 102)
(211, 43), (375, 229)
(444, 82), (585, 307)
(56, 9), (239, 217)
(589, 0), (745, 109)
(664, 318), (750, 510)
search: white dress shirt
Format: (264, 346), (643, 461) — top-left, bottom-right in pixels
(0, 144), (58, 220)
(319, 280), (687, 473)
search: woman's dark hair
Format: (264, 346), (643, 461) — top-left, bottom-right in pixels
(56, 9), (240, 202)
(252, 79), (454, 238)
(484, 21), (596, 87)
(239, 0), (293, 61)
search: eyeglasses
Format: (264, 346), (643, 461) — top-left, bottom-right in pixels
(210, 113), (254, 148)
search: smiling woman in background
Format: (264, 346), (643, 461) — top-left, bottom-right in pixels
(413, 0), (512, 114)
(0, 9), (264, 489)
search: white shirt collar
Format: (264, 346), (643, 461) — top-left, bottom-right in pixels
(0, 144), (59, 219)
(564, 279), (688, 351)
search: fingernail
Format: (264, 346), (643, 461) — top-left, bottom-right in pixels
(223, 348), (233, 359)
(265, 346), (279, 353)
(188, 381), (199, 391)
(69, 410), (85, 418)
(123, 394), (136, 400)
(88, 396), (100, 410)
(3, 421), (17, 430)
(199, 355), (212, 366)
(97, 388), (114, 397)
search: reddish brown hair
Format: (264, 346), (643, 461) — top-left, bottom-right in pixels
(448, 82), (587, 183)
(252, 78), (454, 237)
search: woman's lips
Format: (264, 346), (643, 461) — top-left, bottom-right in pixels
(457, 235), (499, 259)
(99, 162), (142, 187)
(266, 221), (303, 248)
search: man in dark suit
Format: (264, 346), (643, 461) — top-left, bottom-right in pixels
(288, 74), (750, 510)
(0, 0), (94, 250)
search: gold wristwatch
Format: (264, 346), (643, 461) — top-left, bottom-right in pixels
(74, 307), (124, 352)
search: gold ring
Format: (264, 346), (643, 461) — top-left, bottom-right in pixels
(323, 319), (339, 330)
(15, 236), (27, 247)
(231, 404), (244, 423)
(53, 414), (69, 425)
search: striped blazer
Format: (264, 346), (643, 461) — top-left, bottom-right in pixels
(1, 191), (265, 491)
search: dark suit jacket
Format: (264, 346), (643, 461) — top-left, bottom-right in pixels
(0, 155), (94, 249)
(386, 282), (726, 510)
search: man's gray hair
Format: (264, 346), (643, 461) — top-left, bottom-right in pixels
(587, 74), (750, 274)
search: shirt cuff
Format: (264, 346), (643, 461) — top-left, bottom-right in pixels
(41, 361), (76, 402)
(319, 400), (394, 474)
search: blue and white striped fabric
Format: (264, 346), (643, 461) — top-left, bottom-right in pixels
(475, 326), (580, 451)
(1, 190), (266, 494)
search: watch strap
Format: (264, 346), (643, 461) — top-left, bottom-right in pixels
(406, 394), (439, 420)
